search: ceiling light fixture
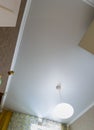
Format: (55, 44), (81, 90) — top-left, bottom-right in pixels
(53, 84), (74, 119)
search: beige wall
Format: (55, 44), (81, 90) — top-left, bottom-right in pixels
(70, 106), (94, 130)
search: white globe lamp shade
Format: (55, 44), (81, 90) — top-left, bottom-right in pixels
(53, 103), (74, 119)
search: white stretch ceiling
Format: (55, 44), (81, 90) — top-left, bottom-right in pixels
(4, 0), (94, 124)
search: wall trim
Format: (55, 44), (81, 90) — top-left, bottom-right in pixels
(68, 102), (94, 125)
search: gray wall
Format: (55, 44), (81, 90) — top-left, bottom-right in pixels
(0, 0), (26, 93)
(70, 106), (94, 130)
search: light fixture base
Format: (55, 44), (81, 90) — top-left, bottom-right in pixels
(56, 84), (61, 90)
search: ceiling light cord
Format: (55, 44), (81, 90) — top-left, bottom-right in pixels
(56, 83), (62, 102)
